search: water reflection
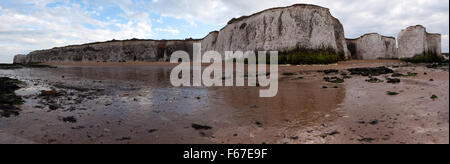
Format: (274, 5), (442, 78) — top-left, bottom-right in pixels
(1, 65), (345, 143)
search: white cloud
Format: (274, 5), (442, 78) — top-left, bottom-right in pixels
(148, 0), (231, 25)
(147, 0), (449, 50)
(0, 0), (154, 63)
(155, 26), (180, 35)
(156, 17), (163, 24)
(0, 44), (30, 63)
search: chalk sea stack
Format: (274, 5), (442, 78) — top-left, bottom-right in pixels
(397, 25), (442, 58)
(13, 55), (27, 64)
(346, 33), (397, 60)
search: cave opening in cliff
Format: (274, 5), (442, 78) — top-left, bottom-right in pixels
(157, 44), (166, 59)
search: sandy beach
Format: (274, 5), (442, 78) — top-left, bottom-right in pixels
(0, 60), (448, 144)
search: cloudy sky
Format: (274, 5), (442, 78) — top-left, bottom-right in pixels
(0, 0), (448, 63)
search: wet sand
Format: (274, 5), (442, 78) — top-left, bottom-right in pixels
(0, 60), (448, 144)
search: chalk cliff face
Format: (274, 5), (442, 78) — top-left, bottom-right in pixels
(346, 33), (397, 60)
(13, 55), (27, 64)
(201, 31), (219, 54)
(14, 4), (350, 64)
(18, 39), (199, 63)
(427, 33), (442, 55)
(201, 4), (350, 58)
(397, 25), (442, 58)
(13, 5), (443, 64)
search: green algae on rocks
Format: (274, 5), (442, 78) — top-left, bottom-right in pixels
(0, 77), (24, 117)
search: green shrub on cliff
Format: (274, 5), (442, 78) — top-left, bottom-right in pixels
(401, 51), (446, 63)
(278, 48), (342, 65)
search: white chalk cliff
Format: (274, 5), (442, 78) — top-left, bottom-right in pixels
(397, 25), (442, 58)
(201, 4), (350, 58)
(346, 33), (397, 60)
(12, 4), (443, 64)
(13, 4), (349, 64)
(14, 39), (199, 63)
(346, 25), (442, 60)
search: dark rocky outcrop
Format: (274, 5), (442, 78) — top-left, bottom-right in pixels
(347, 67), (394, 76)
(0, 77), (24, 117)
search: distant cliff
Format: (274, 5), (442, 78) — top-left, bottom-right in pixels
(15, 39), (199, 63)
(346, 25), (442, 60)
(13, 55), (27, 64)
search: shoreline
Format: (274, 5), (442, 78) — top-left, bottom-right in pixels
(42, 59), (405, 68)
